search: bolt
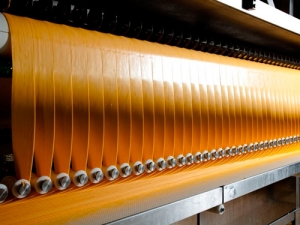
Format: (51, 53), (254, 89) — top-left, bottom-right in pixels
(40, 180), (52, 192)
(18, 182), (31, 196)
(0, 188), (8, 202)
(228, 187), (236, 198)
(122, 166), (132, 176)
(146, 161), (155, 172)
(93, 171), (103, 182)
(59, 176), (71, 188)
(168, 157), (176, 168)
(135, 164), (144, 174)
(108, 168), (119, 179)
(77, 174), (88, 185)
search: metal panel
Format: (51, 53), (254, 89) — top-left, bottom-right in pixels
(108, 188), (222, 225)
(223, 162), (300, 202)
(269, 212), (294, 225)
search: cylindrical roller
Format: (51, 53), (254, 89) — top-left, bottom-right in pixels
(70, 170), (88, 187)
(104, 165), (119, 181)
(118, 163), (132, 178)
(0, 183), (8, 203)
(51, 172), (71, 191)
(156, 158), (166, 171)
(30, 174), (52, 194)
(86, 167), (103, 184)
(144, 160), (155, 173)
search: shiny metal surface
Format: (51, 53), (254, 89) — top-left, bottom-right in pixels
(108, 188), (222, 225)
(224, 162), (300, 202)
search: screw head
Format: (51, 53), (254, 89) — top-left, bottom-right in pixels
(225, 147), (232, 157)
(195, 152), (203, 163)
(228, 187), (236, 198)
(93, 171), (103, 182)
(18, 182), (31, 196)
(277, 138), (282, 146)
(231, 147), (236, 156)
(109, 168), (119, 179)
(158, 160), (166, 170)
(59, 176), (71, 188)
(237, 145), (243, 155)
(122, 166), (132, 176)
(0, 188), (8, 202)
(254, 142), (259, 151)
(178, 156), (186, 166)
(40, 180), (52, 192)
(282, 138), (286, 145)
(77, 174), (88, 185)
(168, 158), (176, 168)
(147, 161), (155, 172)
(187, 155), (194, 164)
(242, 144), (248, 154)
(273, 139), (277, 147)
(203, 151), (211, 161)
(135, 164), (144, 174)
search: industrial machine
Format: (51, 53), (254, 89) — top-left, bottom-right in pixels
(1, 0), (300, 224)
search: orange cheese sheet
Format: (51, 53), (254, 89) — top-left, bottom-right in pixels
(3, 13), (300, 224)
